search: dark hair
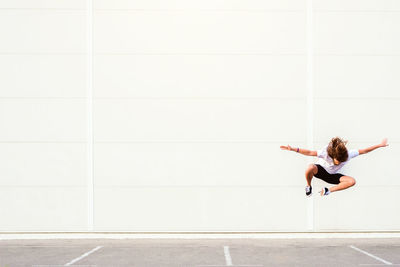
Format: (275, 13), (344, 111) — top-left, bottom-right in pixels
(327, 137), (348, 162)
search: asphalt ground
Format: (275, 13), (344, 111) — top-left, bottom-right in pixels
(1, 238), (400, 267)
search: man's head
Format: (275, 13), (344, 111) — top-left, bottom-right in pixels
(327, 137), (348, 165)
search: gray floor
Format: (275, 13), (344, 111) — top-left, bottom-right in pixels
(1, 238), (400, 267)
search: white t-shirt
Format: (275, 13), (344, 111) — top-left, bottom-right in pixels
(317, 145), (359, 174)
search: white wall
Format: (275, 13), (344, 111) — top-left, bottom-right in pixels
(313, 0), (400, 231)
(0, 0), (87, 230)
(0, 0), (398, 232)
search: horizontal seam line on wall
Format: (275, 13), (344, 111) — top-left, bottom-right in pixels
(3, 53), (400, 56)
(96, 9), (400, 13)
(93, 97), (306, 100)
(0, 53), (306, 56)
(94, 9), (305, 12)
(0, 97), (400, 100)
(315, 10), (400, 13)
(1, 97), (399, 101)
(0, 8), (85, 11)
(2, 140), (399, 144)
(5, 9), (400, 13)
(314, 97), (400, 100)
(95, 97), (398, 100)
(0, 97), (88, 100)
(1, 231), (400, 233)
(0, 8), (305, 12)
(95, 53), (306, 56)
(0, 97), (305, 100)
(0, 53), (86, 55)
(93, 140), (305, 143)
(0, 185), (87, 188)
(0, 141), (87, 144)
(0, 141), (305, 144)
(3, 185), (399, 188)
(315, 54), (400, 56)
(94, 185), (400, 188)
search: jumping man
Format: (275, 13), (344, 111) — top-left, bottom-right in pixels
(280, 137), (388, 196)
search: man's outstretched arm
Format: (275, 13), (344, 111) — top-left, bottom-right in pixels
(280, 145), (317, 156)
(359, 138), (388, 155)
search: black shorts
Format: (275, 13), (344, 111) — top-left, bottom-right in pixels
(314, 164), (344, 185)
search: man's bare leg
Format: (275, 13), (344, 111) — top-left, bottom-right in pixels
(329, 176), (356, 193)
(305, 164), (318, 187)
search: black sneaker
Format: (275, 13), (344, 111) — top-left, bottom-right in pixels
(319, 187), (330, 196)
(305, 186), (312, 197)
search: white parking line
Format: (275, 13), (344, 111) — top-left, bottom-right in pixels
(196, 245), (263, 267)
(224, 246), (233, 266)
(64, 246), (103, 266)
(350, 245), (393, 265)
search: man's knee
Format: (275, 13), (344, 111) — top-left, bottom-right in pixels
(306, 164), (317, 175)
(341, 176), (356, 187)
